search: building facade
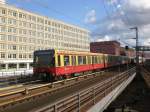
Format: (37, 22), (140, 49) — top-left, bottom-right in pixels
(0, 3), (90, 71)
(120, 47), (135, 57)
(90, 41), (120, 55)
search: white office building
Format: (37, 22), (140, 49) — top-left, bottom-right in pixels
(0, 2), (90, 71)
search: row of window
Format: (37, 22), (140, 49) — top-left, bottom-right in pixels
(0, 53), (33, 59)
(0, 63), (33, 69)
(0, 8), (88, 35)
(0, 42), (89, 51)
(0, 18), (88, 37)
(57, 55), (104, 66)
(0, 26), (88, 41)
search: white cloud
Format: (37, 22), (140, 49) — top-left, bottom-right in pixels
(125, 0), (150, 9)
(117, 4), (121, 9)
(122, 0), (150, 26)
(92, 0), (150, 46)
(97, 35), (113, 42)
(143, 38), (150, 45)
(84, 9), (96, 24)
(107, 19), (125, 30)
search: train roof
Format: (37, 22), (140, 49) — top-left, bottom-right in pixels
(56, 49), (106, 56)
(34, 49), (132, 58)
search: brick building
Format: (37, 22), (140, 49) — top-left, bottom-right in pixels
(144, 52), (150, 59)
(120, 47), (135, 57)
(90, 41), (120, 55)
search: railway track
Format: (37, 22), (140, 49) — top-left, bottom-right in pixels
(35, 67), (136, 112)
(0, 64), (132, 88)
(140, 66), (150, 87)
(0, 74), (39, 87)
(0, 65), (134, 112)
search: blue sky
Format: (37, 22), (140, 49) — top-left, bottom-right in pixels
(6, 0), (150, 46)
(7, 0), (106, 30)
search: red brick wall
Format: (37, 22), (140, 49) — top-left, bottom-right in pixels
(90, 41), (120, 55)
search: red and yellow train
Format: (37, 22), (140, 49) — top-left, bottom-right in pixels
(33, 49), (132, 81)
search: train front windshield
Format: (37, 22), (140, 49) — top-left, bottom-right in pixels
(34, 50), (55, 67)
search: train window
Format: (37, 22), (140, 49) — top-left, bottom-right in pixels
(95, 56), (98, 64)
(110, 56), (112, 62)
(34, 53), (55, 67)
(100, 56), (102, 63)
(92, 56), (94, 64)
(112, 56), (114, 62)
(93, 56), (95, 64)
(94, 56), (96, 64)
(78, 56), (83, 65)
(96, 56), (98, 63)
(64, 55), (70, 66)
(113, 56), (115, 62)
(111, 56), (113, 62)
(101, 56), (103, 63)
(97, 56), (100, 63)
(97, 56), (99, 63)
(108, 56), (110, 63)
(72, 56), (76, 66)
(88, 56), (91, 64)
(58, 55), (61, 66)
(105, 56), (108, 63)
(108, 56), (111, 63)
(51, 57), (55, 67)
(83, 56), (86, 64)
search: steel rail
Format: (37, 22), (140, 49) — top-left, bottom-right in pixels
(35, 67), (135, 112)
(0, 69), (113, 109)
(0, 66), (134, 110)
(0, 70), (105, 97)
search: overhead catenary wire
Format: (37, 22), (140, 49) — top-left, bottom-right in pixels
(113, 0), (147, 46)
(102, 0), (112, 19)
(91, 0), (115, 38)
(8, 0), (146, 46)
(101, 0), (142, 48)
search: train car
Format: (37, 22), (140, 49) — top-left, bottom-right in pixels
(33, 49), (131, 81)
(107, 55), (120, 67)
(33, 49), (105, 81)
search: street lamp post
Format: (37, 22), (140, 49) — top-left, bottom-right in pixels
(130, 27), (139, 74)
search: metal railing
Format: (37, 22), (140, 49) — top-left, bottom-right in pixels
(0, 70), (106, 97)
(0, 70), (107, 110)
(36, 67), (135, 112)
(0, 67), (135, 110)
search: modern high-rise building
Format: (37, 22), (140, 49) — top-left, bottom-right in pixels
(0, 3), (90, 71)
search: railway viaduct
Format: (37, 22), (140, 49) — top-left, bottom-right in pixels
(0, 64), (150, 112)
